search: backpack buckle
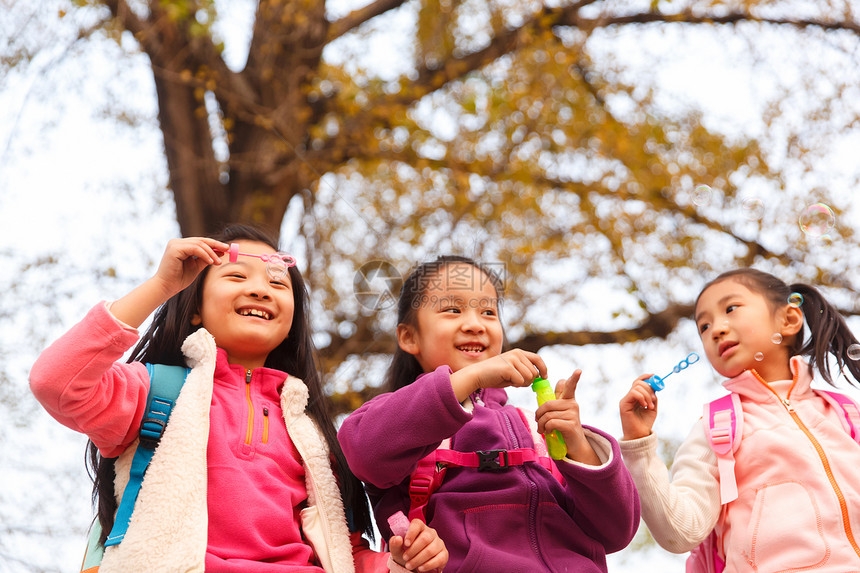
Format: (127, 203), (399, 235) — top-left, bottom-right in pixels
(138, 417), (167, 449)
(476, 449), (508, 471)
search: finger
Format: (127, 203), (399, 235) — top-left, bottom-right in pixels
(526, 351), (547, 378)
(388, 535), (404, 560)
(405, 537), (447, 571)
(199, 242), (228, 265)
(558, 369), (581, 400)
(513, 361), (536, 387)
(177, 239), (220, 265)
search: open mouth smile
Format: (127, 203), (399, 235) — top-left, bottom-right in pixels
(237, 308), (273, 320)
(457, 344), (486, 354)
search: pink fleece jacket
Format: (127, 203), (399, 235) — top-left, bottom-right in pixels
(30, 303), (394, 572)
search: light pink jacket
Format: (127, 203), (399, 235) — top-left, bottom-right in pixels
(716, 357), (860, 571)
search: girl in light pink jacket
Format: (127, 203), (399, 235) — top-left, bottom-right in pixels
(30, 225), (447, 573)
(619, 268), (860, 571)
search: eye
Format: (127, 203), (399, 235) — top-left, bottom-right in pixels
(228, 273), (246, 280)
(441, 307), (460, 314)
(270, 279), (289, 288)
(482, 308), (497, 317)
(699, 322), (710, 334)
(726, 304), (738, 313)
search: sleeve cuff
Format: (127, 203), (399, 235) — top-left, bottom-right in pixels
(556, 427), (613, 469)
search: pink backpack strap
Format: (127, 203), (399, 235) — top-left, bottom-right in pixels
(704, 393), (743, 505)
(407, 407), (564, 522)
(815, 389), (860, 445)
(408, 438), (450, 522)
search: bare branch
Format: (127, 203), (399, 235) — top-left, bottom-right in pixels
(564, 11), (860, 36)
(327, 0), (408, 41)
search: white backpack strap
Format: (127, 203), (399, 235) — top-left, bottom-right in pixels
(815, 389), (860, 445)
(704, 393), (743, 505)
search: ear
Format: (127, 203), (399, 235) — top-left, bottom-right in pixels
(781, 304), (804, 336)
(191, 313), (203, 326)
(396, 323), (421, 356)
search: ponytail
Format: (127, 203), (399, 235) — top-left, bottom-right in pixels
(789, 283), (860, 387)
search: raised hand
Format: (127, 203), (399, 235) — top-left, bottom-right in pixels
(450, 349), (546, 401)
(109, 237), (228, 329)
(152, 237), (230, 297)
(535, 370), (600, 465)
(619, 374), (659, 441)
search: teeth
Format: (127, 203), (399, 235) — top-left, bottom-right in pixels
(458, 346), (484, 353)
(239, 308), (272, 320)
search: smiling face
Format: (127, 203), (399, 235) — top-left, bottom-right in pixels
(398, 263), (504, 374)
(695, 277), (799, 381)
(192, 240), (295, 369)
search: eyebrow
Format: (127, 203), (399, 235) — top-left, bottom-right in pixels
(695, 293), (741, 323)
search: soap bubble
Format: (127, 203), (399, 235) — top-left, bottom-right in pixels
(771, 333), (783, 345)
(754, 352), (764, 362)
(799, 203), (835, 238)
(266, 259), (289, 280)
(848, 344), (860, 361)
(692, 185), (713, 206)
(788, 293), (804, 308)
(742, 198), (765, 221)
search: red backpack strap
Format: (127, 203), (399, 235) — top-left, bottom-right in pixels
(408, 439), (450, 522)
(815, 390), (860, 445)
(407, 407), (565, 522)
(704, 393), (743, 505)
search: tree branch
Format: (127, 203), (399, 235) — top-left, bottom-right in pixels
(514, 302), (697, 352)
(327, 0), (408, 41)
(564, 11), (860, 36)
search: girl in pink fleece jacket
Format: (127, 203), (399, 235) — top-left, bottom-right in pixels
(30, 225), (447, 573)
(619, 268), (860, 571)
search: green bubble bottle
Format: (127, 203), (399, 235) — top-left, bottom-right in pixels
(531, 376), (567, 460)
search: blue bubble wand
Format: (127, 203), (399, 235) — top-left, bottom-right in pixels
(647, 353), (700, 391)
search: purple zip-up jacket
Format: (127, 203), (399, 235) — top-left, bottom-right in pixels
(338, 367), (640, 573)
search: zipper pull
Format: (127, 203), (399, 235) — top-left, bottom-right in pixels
(263, 407), (269, 417)
(246, 369), (252, 384)
(782, 398), (794, 412)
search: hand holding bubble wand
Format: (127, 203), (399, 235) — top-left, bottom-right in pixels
(646, 353), (700, 391)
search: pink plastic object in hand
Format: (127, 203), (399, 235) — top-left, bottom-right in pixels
(227, 243), (297, 267)
(387, 511), (410, 538)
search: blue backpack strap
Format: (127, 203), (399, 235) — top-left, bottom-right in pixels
(104, 363), (189, 547)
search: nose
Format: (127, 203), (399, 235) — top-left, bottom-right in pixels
(712, 319), (729, 340)
(246, 276), (272, 300)
(460, 309), (485, 334)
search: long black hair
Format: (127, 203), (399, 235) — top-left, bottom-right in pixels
(87, 224), (374, 542)
(384, 255), (506, 392)
(697, 268), (860, 386)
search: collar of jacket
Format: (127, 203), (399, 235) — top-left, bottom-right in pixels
(723, 356), (813, 403)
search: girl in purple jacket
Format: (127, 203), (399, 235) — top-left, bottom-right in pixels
(339, 256), (640, 573)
